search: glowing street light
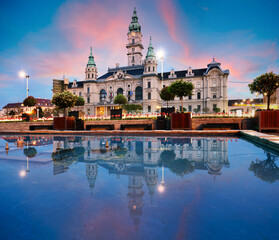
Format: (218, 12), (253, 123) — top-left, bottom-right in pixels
(156, 49), (165, 88)
(18, 71), (30, 98)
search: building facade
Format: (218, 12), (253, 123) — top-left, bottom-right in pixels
(62, 8), (229, 116)
(3, 98), (53, 117)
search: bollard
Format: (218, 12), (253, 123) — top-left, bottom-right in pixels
(5, 143), (9, 150)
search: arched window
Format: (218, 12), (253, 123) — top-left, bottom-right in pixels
(88, 74), (90, 78)
(100, 89), (107, 101)
(153, 66), (155, 71)
(117, 88), (123, 96)
(213, 93), (217, 98)
(87, 97), (90, 103)
(91, 74), (94, 78)
(132, 39), (135, 44)
(135, 86), (143, 100)
(148, 66), (150, 72)
(197, 92), (201, 99)
(148, 92), (151, 99)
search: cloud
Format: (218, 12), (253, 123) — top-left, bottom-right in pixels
(156, 0), (190, 57)
(156, 0), (279, 98)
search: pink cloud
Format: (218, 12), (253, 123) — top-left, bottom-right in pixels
(156, 0), (279, 98)
(157, 0), (190, 57)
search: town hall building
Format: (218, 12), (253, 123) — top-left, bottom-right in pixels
(59, 8), (229, 116)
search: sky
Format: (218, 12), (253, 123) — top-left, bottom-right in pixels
(0, 0), (279, 108)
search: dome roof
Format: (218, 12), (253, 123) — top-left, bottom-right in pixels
(128, 8), (141, 33)
(145, 37), (156, 60)
(87, 47), (96, 67)
(207, 57), (221, 68)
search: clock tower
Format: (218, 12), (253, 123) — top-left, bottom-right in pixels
(126, 8), (144, 66)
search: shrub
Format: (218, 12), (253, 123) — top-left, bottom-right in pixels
(23, 96), (36, 107)
(114, 94), (127, 106)
(213, 107), (221, 113)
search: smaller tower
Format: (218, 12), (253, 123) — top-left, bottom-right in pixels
(85, 47), (98, 80)
(143, 37), (157, 75)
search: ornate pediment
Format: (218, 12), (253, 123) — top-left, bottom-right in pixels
(106, 70), (134, 81)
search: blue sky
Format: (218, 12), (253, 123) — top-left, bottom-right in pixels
(0, 0), (278, 108)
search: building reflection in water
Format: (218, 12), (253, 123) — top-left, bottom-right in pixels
(51, 136), (230, 230)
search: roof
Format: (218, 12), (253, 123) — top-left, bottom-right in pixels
(158, 68), (208, 80)
(98, 65), (144, 80)
(35, 98), (53, 107)
(68, 80), (97, 89)
(3, 103), (23, 108)
(3, 98), (53, 109)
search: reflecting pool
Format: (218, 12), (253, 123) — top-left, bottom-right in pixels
(0, 135), (279, 240)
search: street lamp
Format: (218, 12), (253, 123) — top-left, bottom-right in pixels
(156, 49), (165, 88)
(19, 71), (30, 98)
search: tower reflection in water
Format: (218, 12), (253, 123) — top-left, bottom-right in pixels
(51, 136), (229, 230)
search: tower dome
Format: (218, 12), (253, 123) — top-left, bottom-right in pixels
(145, 37), (156, 60)
(87, 47), (96, 67)
(128, 7), (141, 33)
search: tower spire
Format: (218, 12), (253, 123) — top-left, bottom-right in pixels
(145, 36), (155, 59)
(87, 46), (96, 67)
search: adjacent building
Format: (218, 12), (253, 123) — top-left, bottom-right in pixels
(3, 98), (53, 116)
(57, 8), (229, 116)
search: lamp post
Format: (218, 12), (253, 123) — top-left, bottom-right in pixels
(19, 71), (29, 98)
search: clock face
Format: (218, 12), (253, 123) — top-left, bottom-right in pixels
(131, 31), (135, 36)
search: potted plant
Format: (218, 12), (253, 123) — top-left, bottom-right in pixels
(52, 91), (78, 130)
(249, 72), (279, 132)
(168, 80), (194, 130)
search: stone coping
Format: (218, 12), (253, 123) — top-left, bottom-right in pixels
(1, 129), (278, 151)
(0, 129), (240, 136)
(240, 130), (279, 152)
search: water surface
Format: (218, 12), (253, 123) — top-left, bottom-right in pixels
(0, 135), (278, 240)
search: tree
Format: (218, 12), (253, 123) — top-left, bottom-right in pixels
(249, 152), (279, 183)
(248, 72), (279, 110)
(159, 150), (194, 177)
(213, 107), (221, 113)
(193, 108), (200, 113)
(24, 147), (37, 158)
(168, 80), (194, 112)
(113, 94), (127, 107)
(75, 97), (85, 108)
(52, 91), (78, 116)
(160, 86), (175, 108)
(23, 96), (36, 107)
